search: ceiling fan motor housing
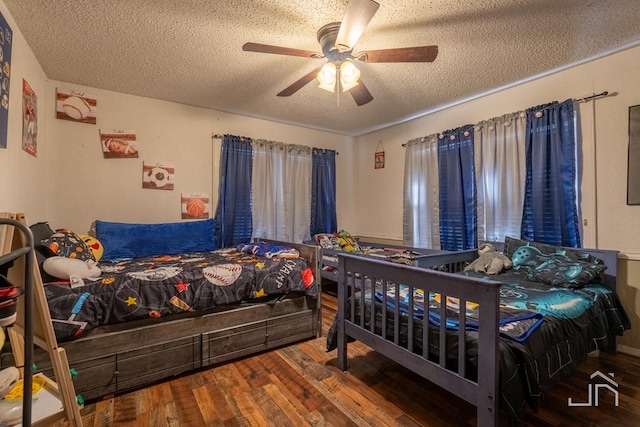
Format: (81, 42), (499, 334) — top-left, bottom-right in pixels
(317, 22), (353, 61)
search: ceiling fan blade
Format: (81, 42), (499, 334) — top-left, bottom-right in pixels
(359, 45), (439, 63)
(243, 42), (321, 59)
(335, 0), (380, 52)
(349, 79), (374, 106)
(277, 66), (323, 97)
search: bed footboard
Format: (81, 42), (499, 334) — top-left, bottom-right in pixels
(336, 253), (501, 427)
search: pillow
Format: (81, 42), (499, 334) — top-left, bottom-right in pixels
(314, 233), (339, 249)
(503, 236), (556, 258)
(236, 242), (300, 259)
(336, 230), (361, 253)
(509, 244), (607, 288)
(38, 229), (96, 261)
(43, 256), (102, 281)
(96, 218), (217, 261)
(29, 221), (58, 282)
(29, 222), (55, 244)
(526, 253), (607, 288)
(78, 234), (104, 261)
(504, 236), (605, 265)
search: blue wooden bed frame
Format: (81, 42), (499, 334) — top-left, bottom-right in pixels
(335, 247), (619, 426)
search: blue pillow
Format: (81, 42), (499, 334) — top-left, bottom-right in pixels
(96, 219), (217, 261)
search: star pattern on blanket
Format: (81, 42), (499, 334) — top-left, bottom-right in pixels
(125, 296), (137, 306)
(174, 281), (189, 292)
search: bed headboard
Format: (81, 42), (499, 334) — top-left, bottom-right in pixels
(581, 248), (619, 291)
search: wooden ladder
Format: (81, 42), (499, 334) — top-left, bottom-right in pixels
(1, 212), (83, 426)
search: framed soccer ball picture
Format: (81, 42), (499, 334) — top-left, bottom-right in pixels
(142, 161), (174, 190)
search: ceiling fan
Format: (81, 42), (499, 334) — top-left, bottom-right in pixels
(242, 0), (438, 106)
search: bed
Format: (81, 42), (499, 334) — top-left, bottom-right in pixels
(313, 231), (445, 284)
(24, 219), (321, 402)
(327, 238), (630, 425)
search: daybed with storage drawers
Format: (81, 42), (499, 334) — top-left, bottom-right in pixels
(18, 219), (321, 402)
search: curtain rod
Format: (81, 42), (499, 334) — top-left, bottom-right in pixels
(211, 133), (250, 139)
(211, 133), (338, 154)
(573, 90), (611, 103)
(401, 90), (612, 147)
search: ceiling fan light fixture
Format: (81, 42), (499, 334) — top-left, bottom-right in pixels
(317, 62), (337, 92)
(340, 61), (361, 91)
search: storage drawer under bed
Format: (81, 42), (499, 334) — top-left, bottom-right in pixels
(115, 335), (201, 393)
(267, 310), (319, 349)
(35, 352), (117, 402)
(202, 320), (267, 367)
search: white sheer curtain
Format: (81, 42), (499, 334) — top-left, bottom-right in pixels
(403, 135), (440, 248)
(284, 144), (312, 243)
(252, 139), (312, 243)
(474, 112), (526, 243)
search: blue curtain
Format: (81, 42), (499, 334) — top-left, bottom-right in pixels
(310, 148), (337, 236)
(438, 125), (477, 251)
(521, 100), (581, 247)
(214, 135), (254, 247)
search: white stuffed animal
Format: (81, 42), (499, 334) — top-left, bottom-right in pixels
(464, 243), (512, 275)
(43, 256), (102, 288)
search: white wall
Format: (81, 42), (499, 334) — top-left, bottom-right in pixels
(0, 1), (50, 223)
(0, 0), (355, 240)
(352, 45), (640, 353)
(2, 0), (639, 352)
(354, 45), (640, 256)
(44, 82), (354, 233)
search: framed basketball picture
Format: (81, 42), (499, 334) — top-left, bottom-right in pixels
(181, 193), (210, 219)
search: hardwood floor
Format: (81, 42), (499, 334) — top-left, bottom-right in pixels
(55, 288), (640, 427)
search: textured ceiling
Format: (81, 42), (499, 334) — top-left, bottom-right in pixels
(6, 0), (640, 136)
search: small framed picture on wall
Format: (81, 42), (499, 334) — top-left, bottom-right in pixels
(56, 88), (97, 124)
(375, 150), (385, 169)
(375, 140), (385, 169)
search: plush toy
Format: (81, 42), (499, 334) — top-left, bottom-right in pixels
(336, 230), (361, 253)
(78, 234), (104, 261)
(464, 243), (513, 275)
(43, 256), (102, 288)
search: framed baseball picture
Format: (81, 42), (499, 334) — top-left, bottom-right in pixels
(56, 88), (97, 124)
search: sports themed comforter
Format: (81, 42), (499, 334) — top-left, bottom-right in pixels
(45, 247), (317, 342)
(326, 249), (630, 422)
